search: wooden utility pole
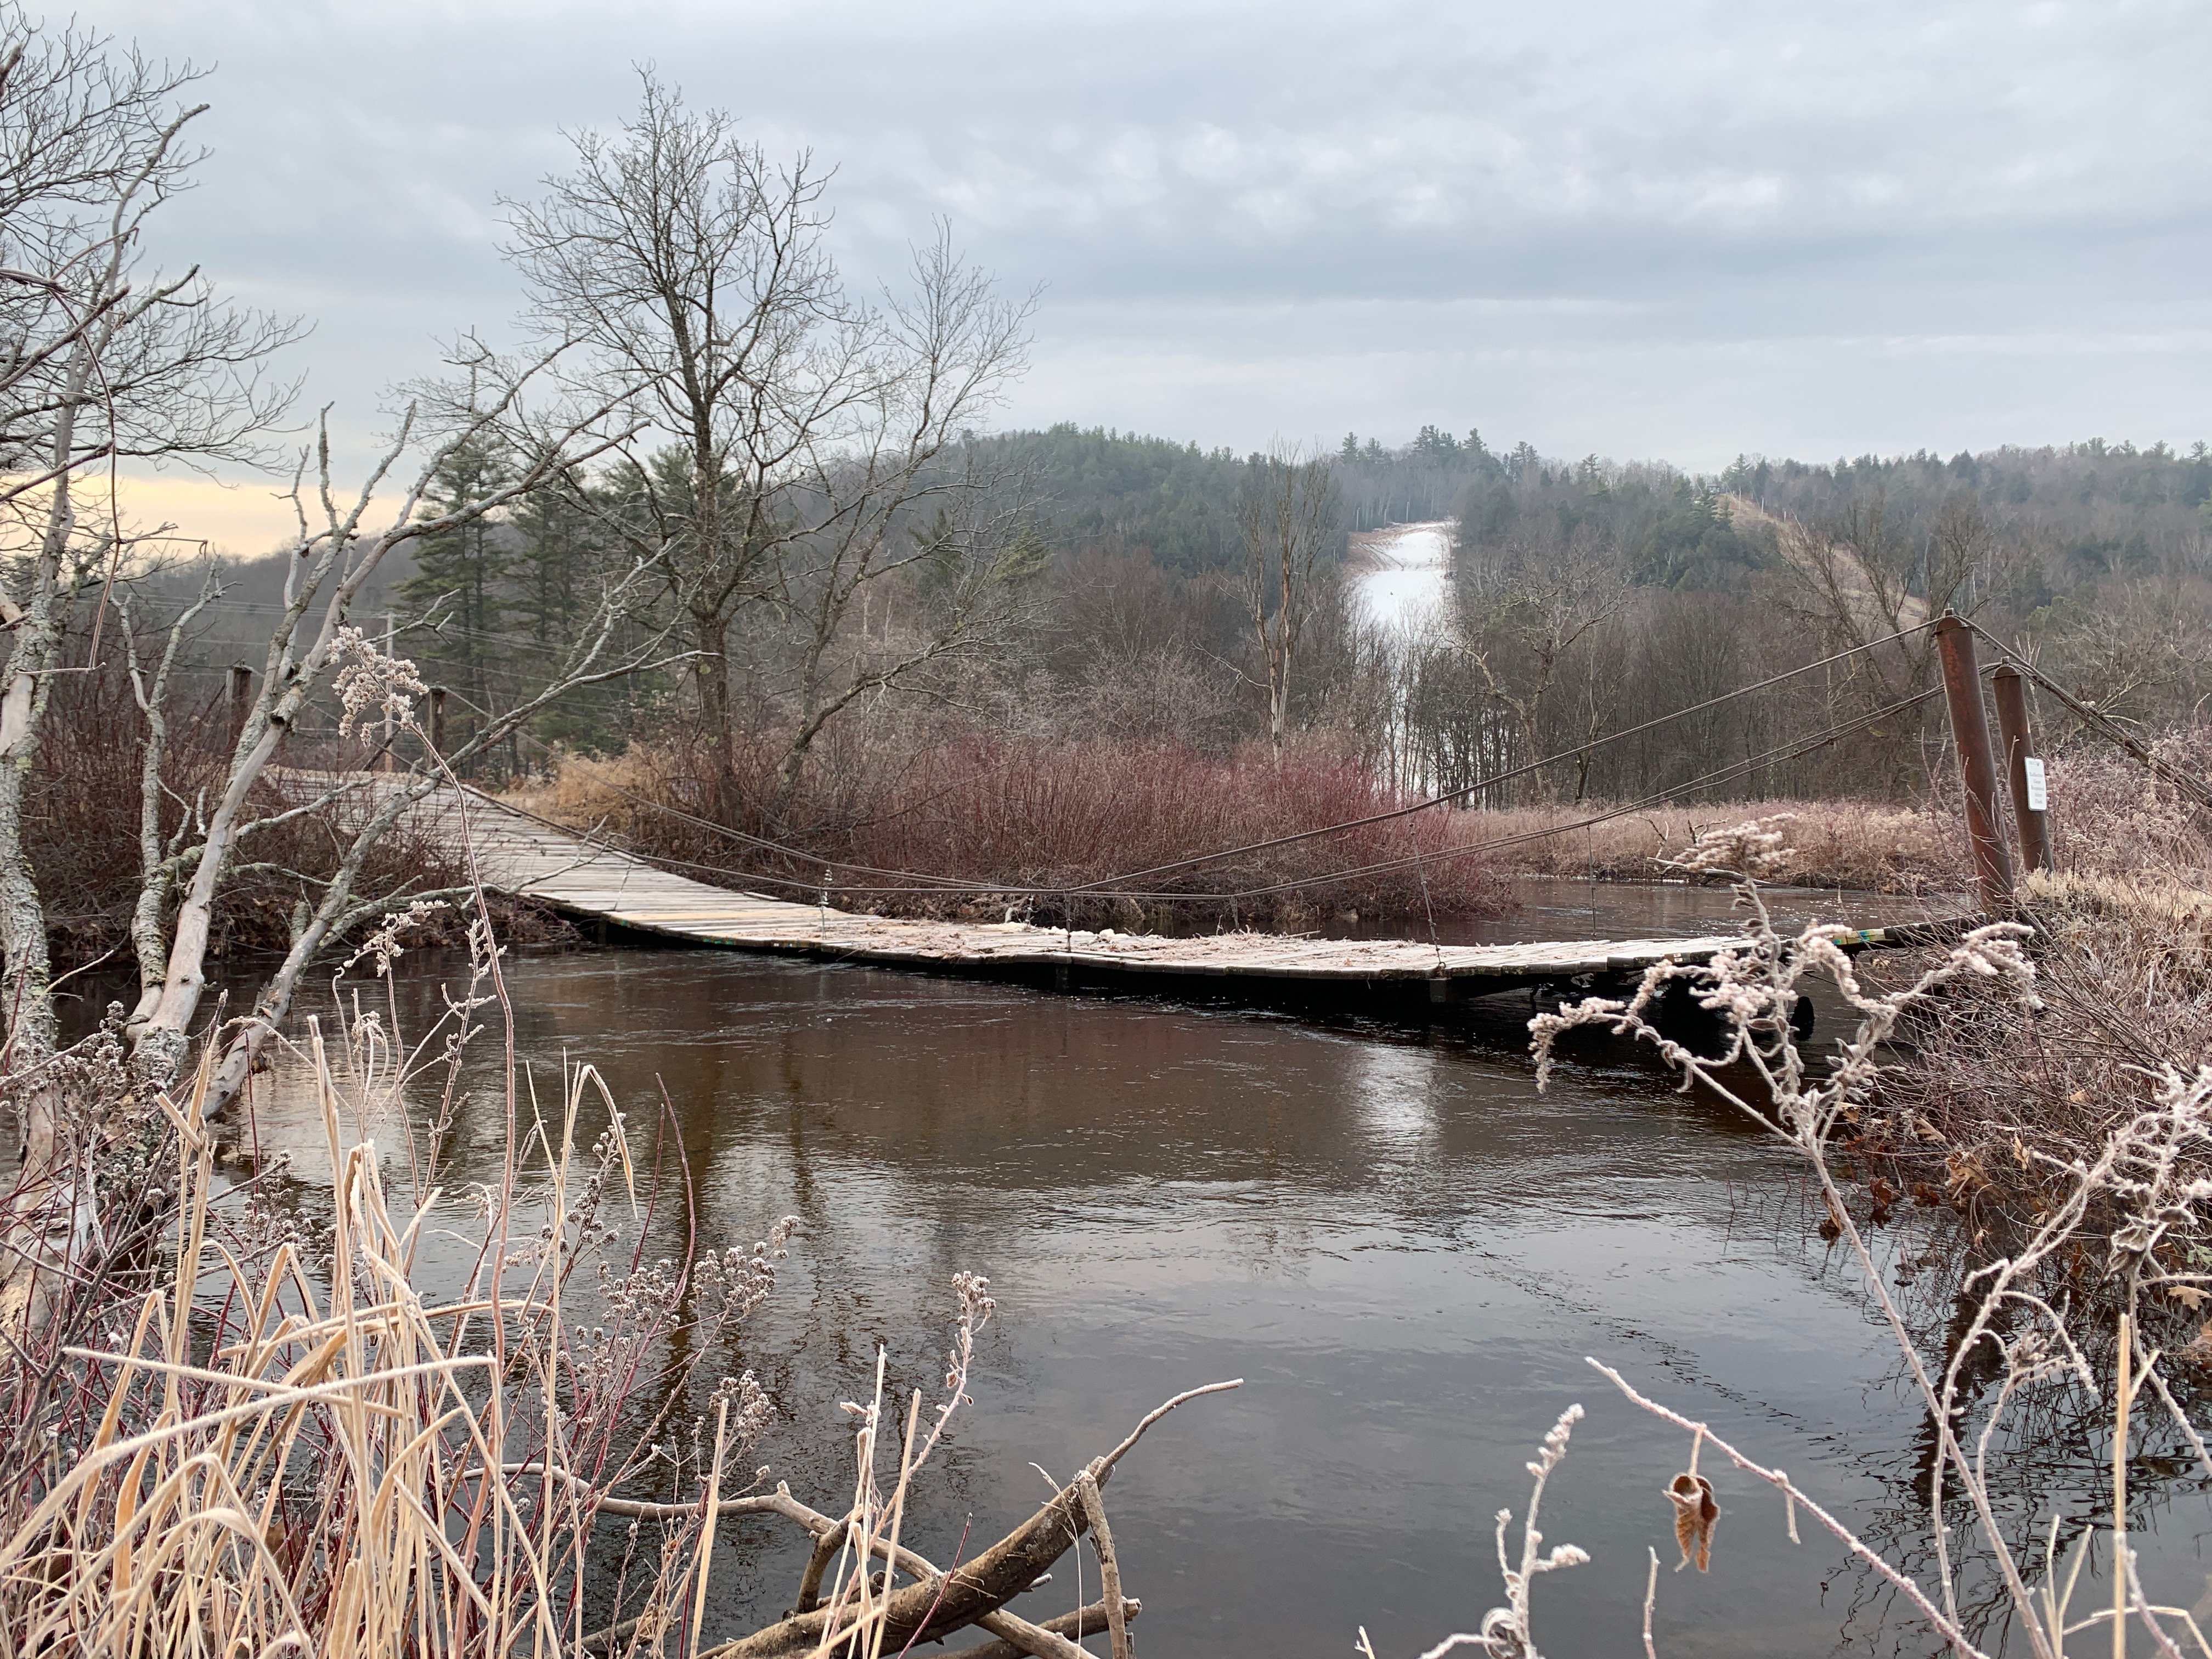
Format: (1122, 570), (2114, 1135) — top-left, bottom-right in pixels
(225, 664), (253, 748)
(428, 686), (448, 759)
(1933, 611), (2015, 914)
(1991, 661), (2055, 874)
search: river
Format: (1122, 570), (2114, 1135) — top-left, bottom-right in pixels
(1352, 521), (1455, 640)
(239, 888), (2212, 1657)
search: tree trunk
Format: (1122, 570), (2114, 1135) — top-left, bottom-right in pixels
(0, 466), (80, 1336)
(200, 782), (428, 1118)
(693, 605), (735, 816)
(128, 703), (294, 1088)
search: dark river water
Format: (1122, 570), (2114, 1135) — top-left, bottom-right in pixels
(228, 885), (2212, 1657)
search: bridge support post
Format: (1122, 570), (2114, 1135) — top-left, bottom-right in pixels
(1992, 662), (2055, 876)
(1933, 611), (2015, 915)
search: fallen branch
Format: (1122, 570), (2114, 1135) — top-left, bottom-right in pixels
(938, 1598), (1143, 1659)
(697, 1380), (1240, 1659)
(1074, 1471), (1132, 1659)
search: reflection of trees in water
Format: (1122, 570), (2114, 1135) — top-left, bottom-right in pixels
(287, 952), (2212, 1652)
(264, 962), (1012, 1639)
(1697, 1171), (2212, 1657)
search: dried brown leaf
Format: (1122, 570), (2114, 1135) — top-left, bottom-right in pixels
(1667, 1472), (1719, 1573)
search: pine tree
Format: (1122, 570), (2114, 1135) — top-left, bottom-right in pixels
(511, 475), (634, 753)
(397, 438), (517, 758)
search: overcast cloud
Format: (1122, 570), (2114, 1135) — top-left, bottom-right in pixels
(85, 0), (2212, 550)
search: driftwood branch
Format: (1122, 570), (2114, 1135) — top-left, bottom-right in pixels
(792, 1520), (846, 1614)
(970, 1604), (1093, 1659)
(511, 1379), (1238, 1656)
(936, 1598), (1143, 1659)
(1074, 1471), (1132, 1659)
(633, 1378), (1235, 1659)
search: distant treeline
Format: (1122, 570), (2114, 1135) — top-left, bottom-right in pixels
(121, 426), (2210, 819)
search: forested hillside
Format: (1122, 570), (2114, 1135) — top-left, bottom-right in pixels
(121, 427), (2210, 808)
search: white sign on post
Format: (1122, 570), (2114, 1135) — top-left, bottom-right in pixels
(2022, 755), (2048, 812)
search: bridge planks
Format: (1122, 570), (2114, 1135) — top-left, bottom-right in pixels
(387, 784), (1942, 1001)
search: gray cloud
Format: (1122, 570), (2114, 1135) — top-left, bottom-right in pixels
(97, 0), (2212, 486)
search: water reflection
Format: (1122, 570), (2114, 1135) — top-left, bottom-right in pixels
(230, 939), (2209, 1658)
(1347, 1040), (1442, 1162)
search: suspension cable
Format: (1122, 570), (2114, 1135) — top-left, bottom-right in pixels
(1960, 617), (2212, 813)
(572, 686), (1946, 905)
(421, 619), (1942, 904)
(1209, 687), (1946, 901)
(1064, 620), (1935, 893)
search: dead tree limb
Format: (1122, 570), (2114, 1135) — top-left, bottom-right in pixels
(793, 1521), (844, 1614)
(936, 1600), (1142, 1659)
(648, 1379), (1238, 1659)
(1074, 1471), (1132, 1659)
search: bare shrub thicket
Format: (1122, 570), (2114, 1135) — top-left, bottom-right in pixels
(25, 658), (488, 964)
(516, 726), (1511, 929)
(1867, 730), (2212, 1222)
(0, 914), (1229, 1657)
(1389, 818), (2212, 1657)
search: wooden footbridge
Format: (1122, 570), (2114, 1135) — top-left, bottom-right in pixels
(412, 786), (1950, 1013)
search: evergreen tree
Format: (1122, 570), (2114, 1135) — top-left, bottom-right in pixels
(509, 475), (636, 752)
(397, 438), (517, 757)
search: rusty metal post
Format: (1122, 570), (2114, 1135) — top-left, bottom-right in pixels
(1991, 661), (2055, 875)
(1932, 611), (2015, 913)
(225, 663), (252, 747)
(428, 686), (447, 759)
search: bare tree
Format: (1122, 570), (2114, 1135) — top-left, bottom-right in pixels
(1237, 444), (1339, 757)
(0, 10), (295, 1331)
(1777, 490), (2007, 692)
(504, 75), (1035, 824)
(1776, 490), (2001, 791)
(123, 351), (652, 1101)
(106, 574), (219, 1028)
(4, 341), (654, 1338)
(1451, 531), (1626, 800)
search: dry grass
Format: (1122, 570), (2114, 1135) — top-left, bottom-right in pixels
(0, 917), (1210, 1657)
(0, 1013), (742, 1655)
(1837, 729), (2212, 1222)
(1439, 795), (1970, 891)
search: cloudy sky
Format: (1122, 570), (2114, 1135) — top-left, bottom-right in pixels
(89, 0), (2212, 553)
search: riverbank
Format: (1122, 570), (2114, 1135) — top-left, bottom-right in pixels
(1854, 736), (2212, 1226)
(510, 737), (1981, 926)
(1437, 795), (1970, 891)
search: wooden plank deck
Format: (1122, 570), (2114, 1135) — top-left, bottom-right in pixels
(396, 785), (1948, 1006)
